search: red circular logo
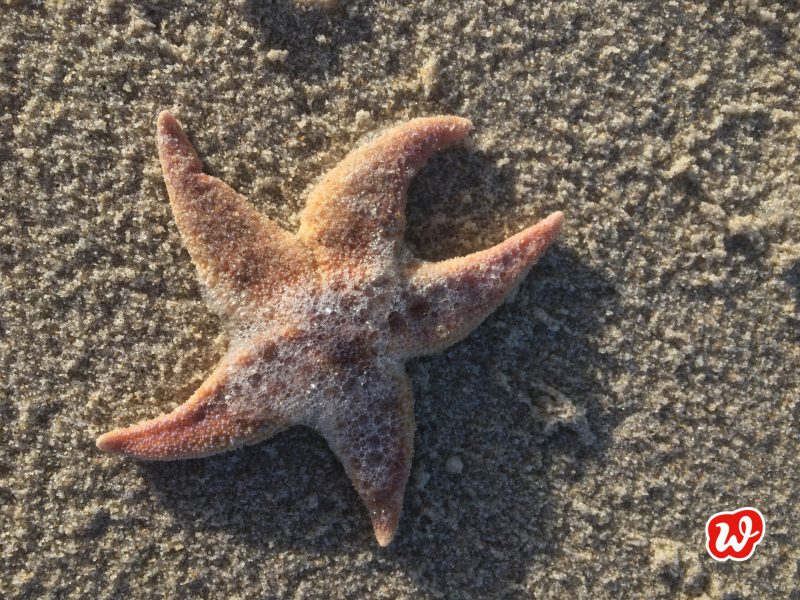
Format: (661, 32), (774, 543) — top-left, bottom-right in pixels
(705, 507), (765, 562)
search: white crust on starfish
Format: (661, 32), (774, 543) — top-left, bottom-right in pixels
(97, 112), (564, 546)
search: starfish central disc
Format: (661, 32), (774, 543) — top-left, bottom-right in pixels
(96, 112), (564, 546)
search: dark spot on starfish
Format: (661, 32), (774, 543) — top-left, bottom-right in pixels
(328, 337), (372, 365)
(408, 297), (430, 319)
(184, 404), (208, 426)
(256, 341), (279, 362)
(364, 450), (384, 471)
(387, 311), (407, 333)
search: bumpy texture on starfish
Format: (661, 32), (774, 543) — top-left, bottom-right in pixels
(97, 111), (564, 546)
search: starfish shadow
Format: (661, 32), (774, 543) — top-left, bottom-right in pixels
(384, 245), (622, 597)
(379, 149), (621, 595)
(138, 427), (369, 553)
(405, 146), (544, 262)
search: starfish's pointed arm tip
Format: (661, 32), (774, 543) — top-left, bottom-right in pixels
(505, 210), (565, 253)
(452, 115), (473, 133)
(536, 210), (565, 240)
(155, 110), (200, 174)
(372, 512), (400, 547)
(156, 110), (179, 137)
(156, 111), (192, 151)
(546, 209), (565, 228)
(96, 428), (135, 457)
(374, 527), (395, 547)
(406, 115), (473, 146)
(95, 431), (117, 453)
(479, 208), (564, 265)
(428, 114), (472, 132)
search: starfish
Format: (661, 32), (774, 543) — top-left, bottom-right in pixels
(97, 111), (564, 546)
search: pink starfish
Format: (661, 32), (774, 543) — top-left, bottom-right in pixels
(97, 112), (564, 545)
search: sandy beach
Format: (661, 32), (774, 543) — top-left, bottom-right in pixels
(2, 1), (799, 598)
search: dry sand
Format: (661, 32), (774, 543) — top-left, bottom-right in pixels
(2, 1), (799, 598)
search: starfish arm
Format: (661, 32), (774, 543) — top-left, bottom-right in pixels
(297, 116), (473, 271)
(312, 362), (415, 546)
(156, 111), (315, 316)
(96, 336), (299, 460)
(391, 211), (564, 358)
